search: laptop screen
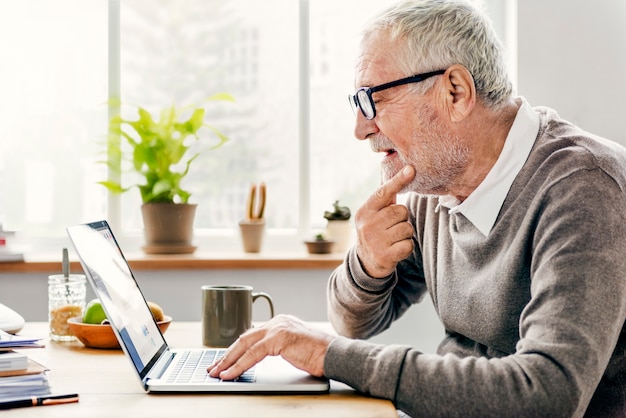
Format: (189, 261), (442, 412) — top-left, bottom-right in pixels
(67, 220), (168, 379)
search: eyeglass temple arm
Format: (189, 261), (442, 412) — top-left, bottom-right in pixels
(370, 69), (446, 93)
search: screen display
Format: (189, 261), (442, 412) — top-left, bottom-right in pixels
(67, 221), (165, 376)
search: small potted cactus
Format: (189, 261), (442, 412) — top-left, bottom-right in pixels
(238, 182), (266, 253)
(304, 232), (335, 254)
(323, 200), (352, 253)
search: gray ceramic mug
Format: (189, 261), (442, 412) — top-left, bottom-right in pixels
(201, 285), (274, 347)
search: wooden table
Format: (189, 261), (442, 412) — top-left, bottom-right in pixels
(6, 322), (397, 417)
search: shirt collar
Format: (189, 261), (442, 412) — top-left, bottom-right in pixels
(439, 97), (539, 236)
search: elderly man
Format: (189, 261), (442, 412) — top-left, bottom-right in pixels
(209, 1), (626, 416)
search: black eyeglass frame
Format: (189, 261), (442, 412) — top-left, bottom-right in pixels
(349, 69), (446, 120)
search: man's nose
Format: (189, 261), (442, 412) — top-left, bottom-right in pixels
(354, 112), (378, 141)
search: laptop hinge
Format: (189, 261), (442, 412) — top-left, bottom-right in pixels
(144, 349), (176, 387)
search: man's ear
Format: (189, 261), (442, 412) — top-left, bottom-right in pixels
(439, 64), (476, 123)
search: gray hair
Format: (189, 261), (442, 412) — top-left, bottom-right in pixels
(363, 0), (513, 108)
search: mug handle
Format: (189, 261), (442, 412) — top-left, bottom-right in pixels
(252, 292), (274, 318)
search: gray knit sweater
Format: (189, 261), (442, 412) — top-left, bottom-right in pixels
(325, 106), (626, 417)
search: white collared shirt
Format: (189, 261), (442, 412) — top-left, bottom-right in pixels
(438, 97), (540, 236)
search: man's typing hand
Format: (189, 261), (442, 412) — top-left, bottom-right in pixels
(207, 315), (334, 380)
(354, 165), (415, 278)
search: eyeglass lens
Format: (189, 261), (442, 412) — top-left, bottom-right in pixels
(356, 90), (374, 119)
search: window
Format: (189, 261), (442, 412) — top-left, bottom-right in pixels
(0, 1), (108, 250)
(1, 0), (501, 253)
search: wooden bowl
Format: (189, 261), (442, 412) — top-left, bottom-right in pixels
(67, 316), (172, 349)
(304, 240), (335, 254)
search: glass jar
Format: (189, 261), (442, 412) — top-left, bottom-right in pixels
(48, 274), (87, 341)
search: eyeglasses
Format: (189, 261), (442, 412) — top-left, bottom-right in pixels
(348, 69), (446, 120)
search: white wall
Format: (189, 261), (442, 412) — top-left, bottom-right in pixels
(517, 0), (626, 145)
(0, 269), (444, 353)
(0, 270), (333, 323)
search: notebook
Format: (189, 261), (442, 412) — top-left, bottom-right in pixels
(66, 220), (329, 394)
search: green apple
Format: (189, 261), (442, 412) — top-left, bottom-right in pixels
(82, 299), (108, 324)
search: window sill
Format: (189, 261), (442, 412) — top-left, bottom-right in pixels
(1, 250), (345, 273)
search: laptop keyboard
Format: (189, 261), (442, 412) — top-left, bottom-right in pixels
(166, 349), (256, 384)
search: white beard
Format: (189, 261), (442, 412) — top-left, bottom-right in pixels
(378, 104), (469, 195)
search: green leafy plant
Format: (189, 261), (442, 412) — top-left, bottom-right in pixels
(323, 200), (351, 221)
(100, 93), (234, 204)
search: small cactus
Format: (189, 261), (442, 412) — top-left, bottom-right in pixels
(323, 200), (351, 221)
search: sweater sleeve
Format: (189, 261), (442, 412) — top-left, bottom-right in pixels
(326, 245), (428, 339)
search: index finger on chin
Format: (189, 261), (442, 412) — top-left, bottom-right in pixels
(371, 165), (415, 209)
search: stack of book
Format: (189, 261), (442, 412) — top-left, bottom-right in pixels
(0, 228), (24, 263)
(0, 250), (24, 263)
(0, 330), (49, 401)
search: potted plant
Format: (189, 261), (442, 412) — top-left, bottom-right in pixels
(100, 93), (234, 254)
(323, 200), (352, 253)
(304, 232), (335, 254)
(239, 182), (266, 253)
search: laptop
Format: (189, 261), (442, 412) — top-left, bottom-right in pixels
(66, 220), (329, 394)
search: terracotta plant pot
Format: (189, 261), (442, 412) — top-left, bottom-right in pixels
(304, 240), (335, 254)
(141, 203), (197, 254)
(239, 219), (266, 253)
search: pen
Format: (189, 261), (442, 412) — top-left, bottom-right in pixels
(0, 393), (79, 410)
